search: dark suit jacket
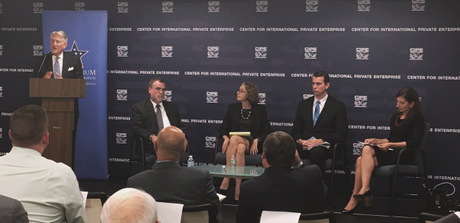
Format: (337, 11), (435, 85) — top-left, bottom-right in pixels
(0, 194), (29, 223)
(434, 213), (460, 223)
(127, 162), (222, 222)
(33, 52), (83, 79)
(291, 95), (348, 145)
(131, 100), (184, 154)
(219, 103), (271, 151)
(33, 52), (84, 119)
(236, 165), (327, 223)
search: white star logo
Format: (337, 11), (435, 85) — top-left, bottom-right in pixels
(65, 41), (89, 68)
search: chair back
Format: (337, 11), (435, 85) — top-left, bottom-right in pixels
(412, 122), (430, 175)
(182, 203), (217, 223)
(299, 211), (336, 223)
(418, 212), (445, 223)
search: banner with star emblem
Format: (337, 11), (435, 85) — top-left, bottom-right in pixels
(42, 10), (108, 179)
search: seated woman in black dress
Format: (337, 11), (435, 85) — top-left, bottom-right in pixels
(343, 87), (425, 213)
(218, 82), (271, 200)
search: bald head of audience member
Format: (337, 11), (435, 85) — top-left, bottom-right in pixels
(262, 131), (296, 169)
(9, 104), (49, 154)
(154, 126), (187, 161)
(101, 188), (160, 223)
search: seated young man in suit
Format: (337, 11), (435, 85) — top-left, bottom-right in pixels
(291, 71), (348, 173)
(236, 131), (327, 223)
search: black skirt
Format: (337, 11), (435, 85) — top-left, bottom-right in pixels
(372, 146), (412, 166)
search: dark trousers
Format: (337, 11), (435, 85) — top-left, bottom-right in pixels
(297, 146), (333, 173)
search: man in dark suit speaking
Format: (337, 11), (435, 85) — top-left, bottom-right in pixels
(131, 77), (184, 163)
(128, 126), (222, 223)
(291, 71), (348, 173)
(33, 30), (83, 79)
(236, 131), (327, 223)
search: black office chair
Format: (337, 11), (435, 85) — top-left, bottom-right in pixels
(182, 203), (218, 223)
(366, 122), (431, 216)
(301, 142), (347, 204)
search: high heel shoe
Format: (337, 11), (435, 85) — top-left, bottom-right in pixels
(353, 190), (373, 207)
(342, 201), (360, 215)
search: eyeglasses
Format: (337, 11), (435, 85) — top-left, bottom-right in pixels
(237, 90), (247, 94)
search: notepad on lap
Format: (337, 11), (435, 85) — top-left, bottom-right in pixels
(229, 132), (250, 137)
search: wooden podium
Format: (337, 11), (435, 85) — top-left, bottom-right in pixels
(29, 78), (86, 167)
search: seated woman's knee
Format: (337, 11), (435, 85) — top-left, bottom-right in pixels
(236, 143), (246, 155)
(361, 146), (374, 156)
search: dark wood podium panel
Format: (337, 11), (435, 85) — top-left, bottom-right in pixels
(29, 78), (86, 98)
(29, 78), (86, 168)
(43, 112), (73, 166)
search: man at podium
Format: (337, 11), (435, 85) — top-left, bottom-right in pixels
(33, 30), (83, 79)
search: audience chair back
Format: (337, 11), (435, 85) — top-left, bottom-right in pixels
(182, 203), (217, 223)
(418, 212), (445, 223)
(298, 211), (336, 223)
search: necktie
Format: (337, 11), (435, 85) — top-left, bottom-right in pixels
(53, 56), (60, 78)
(313, 101), (320, 126)
(156, 104), (164, 130)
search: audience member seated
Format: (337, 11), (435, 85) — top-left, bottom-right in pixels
(0, 105), (86, 223)
(101, 188), (160, 223)
(434, 212), (460, 223)
(0, 194), (29, 223)
(343, 87), (425, 213)
(218, 82), (271, 200)
(236, 131), (327, 223)
(127, 126), (222, 223)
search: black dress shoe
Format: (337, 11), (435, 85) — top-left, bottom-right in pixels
(342, 206), (357, 215)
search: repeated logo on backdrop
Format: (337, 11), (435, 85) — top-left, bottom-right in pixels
(205, 136), (217, 149)
(255, 47), (267, 59)
(208, 1), (220, 13)
(33, 3), (43, 13)
(116, 133), (128, 144)
(118, 2), (128, 13)
(0, 86), (3, 98)
(0, 128), (2, 139)
(117, 46), (128, 57)
(117, 89), (127, 101)
(207, 46), (219, 59)
(0, 3), (3, 14)
(304, 47), (317, 60)
(0, 45), (3, 56)
(412, 0), (425, 11)
(354, 95), (368, 108)
(256, 1), (268, 12)
(33, 45), (43, 56)
(162, 46), (173, 58)
(258, 93), (266, 104)
(75, 2), (85, 11)
(353, 141), (364, 155)
(306, 0), (318, 12)
(164, 90), (172, 102)
(356, 48), (369, 60)
(358, 0), (371, 11)
(206, 91), (218, 103)
(162, 1), (173, 13)
(410, 48), (423, 60)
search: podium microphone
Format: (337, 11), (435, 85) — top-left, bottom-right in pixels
(36, 53), (49, 78)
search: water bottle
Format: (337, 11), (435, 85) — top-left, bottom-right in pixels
(187, 155), (194, 167)
(230, 155), (236, 168)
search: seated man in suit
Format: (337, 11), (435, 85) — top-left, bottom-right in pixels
(0, 194), (29, 223)
(131, 77), (184, 164)
(236, 131), (327, 223)
(291, 71), (348, 173)
(127, 126), (222, 223)
(0, 105), (86, 223)
(101, 188), (160, 223)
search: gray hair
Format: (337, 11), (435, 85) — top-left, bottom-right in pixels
(101, 188), (158, 223)
(50, 31), (68, 43)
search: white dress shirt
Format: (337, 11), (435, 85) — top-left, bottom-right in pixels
(151, 100), (171, 128)
(0, 147), (87, 223)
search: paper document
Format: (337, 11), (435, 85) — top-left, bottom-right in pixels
(260, 210), (300, 223)
(229, 132), (250, 137)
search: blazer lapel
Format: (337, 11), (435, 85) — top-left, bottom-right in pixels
(163, 102), (174, 124)
(314, 98), (331, 129)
